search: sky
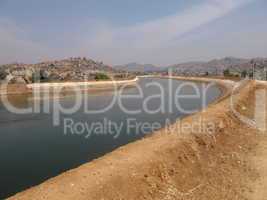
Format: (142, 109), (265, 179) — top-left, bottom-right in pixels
(0, 0), (266, 66)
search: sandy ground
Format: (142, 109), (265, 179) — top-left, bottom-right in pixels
(247, 83), (267, 200)
(249, 136), (267, 200)
(7, 78), (267, 200)
(0, 84), (29, 95)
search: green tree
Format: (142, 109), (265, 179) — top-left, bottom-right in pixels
(241, 70), (247, 78)
(223, 69), (231, 77)
(95, 73), (110, 81)
(0, 68), (8, 80)
(31, 71), (40, 83)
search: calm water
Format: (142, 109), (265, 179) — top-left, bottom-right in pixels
(0, 78), (221, 198)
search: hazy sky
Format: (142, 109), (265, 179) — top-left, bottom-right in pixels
(0, 0), (266, 65)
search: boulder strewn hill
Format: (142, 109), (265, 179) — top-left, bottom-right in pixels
(0, 57), (128, 84)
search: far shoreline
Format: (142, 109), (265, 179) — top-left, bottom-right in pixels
(0, 77), (140, 96)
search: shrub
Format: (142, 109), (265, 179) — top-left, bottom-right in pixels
(0, 68), (8, 80)
(241, 70), (247, 78)
(223, 69), (231, 77)
(94, 73), (110, 81)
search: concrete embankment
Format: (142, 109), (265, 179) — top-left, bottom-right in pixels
(0, 77), (139, 96)
(27, 77), (139, 90)
(9, 78), (262, 200)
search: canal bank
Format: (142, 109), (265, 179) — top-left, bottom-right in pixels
(8, 77), (263, 200)
(0, 77), (139, 96)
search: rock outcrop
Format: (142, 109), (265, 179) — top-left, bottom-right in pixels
(0, 57), (126, 84)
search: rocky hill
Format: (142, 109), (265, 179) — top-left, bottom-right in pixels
(0, 57), (126, 84)
(114, 57), (267, 76)
(168, 57), (249, 75)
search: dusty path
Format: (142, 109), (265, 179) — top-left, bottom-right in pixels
(250, 136), (267, 200)
(248, 83), (267, 200)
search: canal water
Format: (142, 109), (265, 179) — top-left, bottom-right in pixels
(0, 78), (221, 198)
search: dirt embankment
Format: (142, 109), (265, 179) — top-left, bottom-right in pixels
(9, 79), (265, 200)
(0, 84), (30, 95)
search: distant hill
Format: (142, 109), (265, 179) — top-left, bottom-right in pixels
(167, 57), (265, 76)
(114, 63), (165, 72)
(114, 57), (266, 75)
